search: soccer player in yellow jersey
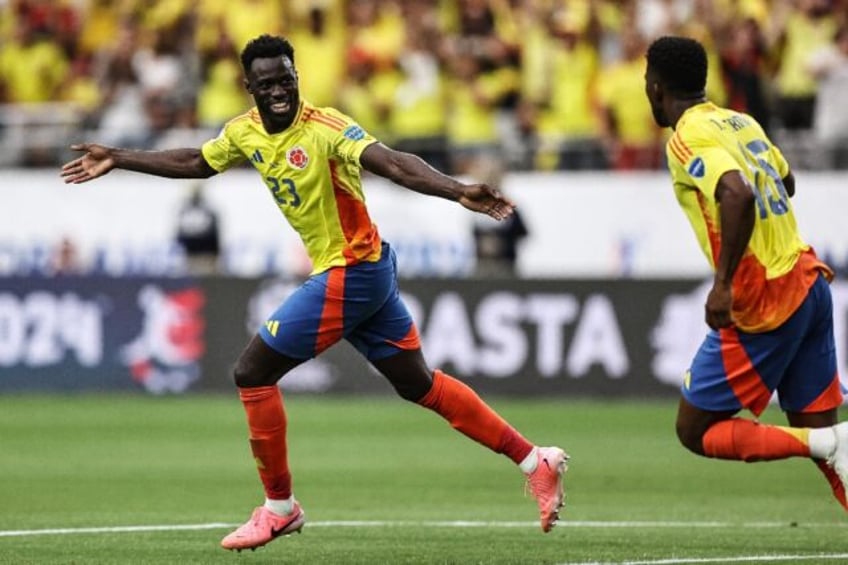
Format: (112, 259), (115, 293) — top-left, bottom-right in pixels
(60, 34), (567, 551)
(645, 36), (848, 510)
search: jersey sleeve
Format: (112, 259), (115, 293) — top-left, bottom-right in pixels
(201, 122), (248, 172)
(322, 107), (379, 165)
(673, 125), (741, 200)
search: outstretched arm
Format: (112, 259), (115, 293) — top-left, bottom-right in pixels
(359, 143), (515, 221)
(60, 143), (218, 184)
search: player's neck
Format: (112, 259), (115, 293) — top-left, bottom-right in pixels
(669, 97), (706, 129)
(261, 115), (295, 134)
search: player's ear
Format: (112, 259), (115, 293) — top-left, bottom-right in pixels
(649, 79), (660, 97)
(649, 80), (665, 105)
(244, 78), (252, 94)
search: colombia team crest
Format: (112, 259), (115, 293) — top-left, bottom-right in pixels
(286, 146), (309, 170)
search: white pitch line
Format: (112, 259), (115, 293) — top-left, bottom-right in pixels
(559, 554), (848, 565)
(0, 520), (846, 538)
(0, 523), (237, 537)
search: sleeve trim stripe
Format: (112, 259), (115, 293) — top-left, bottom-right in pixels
(669, 134), (692, 163)
(314, 111), (346, 128)
(222, 111), (254, 129)
(668, 139), (687, 164)
(308, 115), (345, 131)
(671, 133), (692, 157)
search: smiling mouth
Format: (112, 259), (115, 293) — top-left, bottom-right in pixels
(270, 101), (291, 113)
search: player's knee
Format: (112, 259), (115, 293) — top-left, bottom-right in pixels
(393, 379), (432, 403)
(371, 349), (433, 402)
(231, 362), (250, 388)
(675, 420), (706, 455)
(232, 358), (265, 388)
(387, 368), (433, 402)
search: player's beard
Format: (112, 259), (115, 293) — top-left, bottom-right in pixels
(261, 92), (299, 130)
(650, 103), (670, 129)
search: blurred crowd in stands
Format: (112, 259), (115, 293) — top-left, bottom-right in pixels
(1, 0), (848, 173)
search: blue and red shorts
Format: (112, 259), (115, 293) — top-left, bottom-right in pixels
(683, 273), (844, 416)
(258, 242), (420, 361)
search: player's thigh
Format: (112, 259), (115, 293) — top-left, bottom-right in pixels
(258, 271), (351, 360)
(778, 340), (840, 414)
(347, 285), (422, 363)
(346, 242), (420, 362)
(259, 249), (398, 360)
(233, 334), (305, 387)
(778, 277), (842, 414)
(684, 326), (799, 417)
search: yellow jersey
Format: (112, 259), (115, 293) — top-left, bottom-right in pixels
(667, 102), (831, 332)
(201, 101), (382, 275)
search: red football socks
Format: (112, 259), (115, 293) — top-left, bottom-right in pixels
(702, 418), (810, 462)
(417, 370), (534, 464)
(239, 386), (292, 500)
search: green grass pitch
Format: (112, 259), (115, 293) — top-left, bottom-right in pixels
(0, 394), (846, 564)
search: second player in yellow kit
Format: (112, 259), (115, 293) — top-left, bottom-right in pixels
(667, 101), (827, 332)
(645, 35), (847, 512)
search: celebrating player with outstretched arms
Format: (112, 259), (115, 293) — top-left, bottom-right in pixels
(61, 34), (568, 552)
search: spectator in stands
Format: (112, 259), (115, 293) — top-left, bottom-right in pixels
(93, 17), (150, 147)
(76, 0), (122, 57)
(771, 0), (839, 131)
(597, 27), (663, 170)
(678, 1), (728, 108)
(288, 5), (346, 109)
(385, 10), (449, 173)
(133, 21), (199, 139)
(60, 53), (102, 129)
(807, 24), (848, 169)
(197, 28), (251, 130)
(634, 0), (691, 39)
(451, 0), (519, 67)
(49, 235), (84, 277)
(175, 182), (221, 276)
(521, 6), (607, 171)
(0, 12), (68, 104)
(338, 47), (392, 141)
(511, 0), (553, 170)
(219, 0), (286, 58)
(346, 0), (405, 69)
(719, 17), (772, 133)
(468, 156), (528, 279)
(4, 0), (848, 172)
(444, 49), (512, 173)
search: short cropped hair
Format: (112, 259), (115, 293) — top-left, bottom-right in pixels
(240, 34), (295, 73)
(646, 36), (707, 95)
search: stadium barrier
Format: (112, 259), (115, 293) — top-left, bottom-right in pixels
(2, 169), (847, 279)
(1, 276), (846, 397)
